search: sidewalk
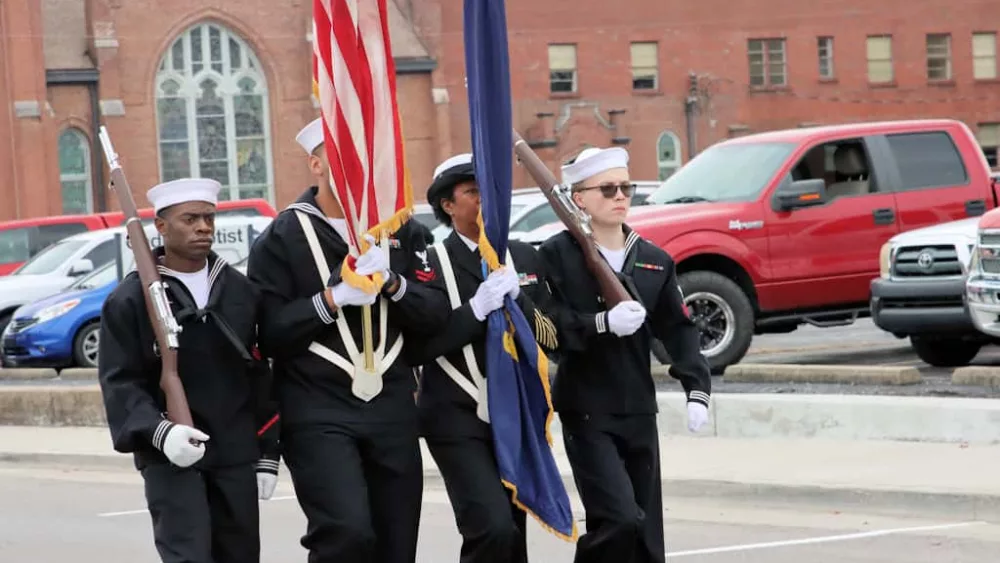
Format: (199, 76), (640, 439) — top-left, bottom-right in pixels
(2, 425), (998, 519)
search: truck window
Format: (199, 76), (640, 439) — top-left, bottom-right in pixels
(885, 132), (969, 191)
(787, 138), (879, 201)
(647, 142), (796, 204)
(0, 228), (31, 264)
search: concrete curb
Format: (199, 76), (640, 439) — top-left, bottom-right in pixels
(723, 364), (922, 385)
(952, 367), (1000, 388)
(0, 368), (57, 380)
(0, 385), (107, 426)
(3, 450), (997, 521)
(60, 368), (98, 381)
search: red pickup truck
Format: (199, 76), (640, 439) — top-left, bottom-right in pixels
(0, 198), (276, 275)
(618, 119), (997, 372)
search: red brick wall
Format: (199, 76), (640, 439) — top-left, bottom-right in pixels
(427, 0), (1000, 186)
(1, 0), (441, 220)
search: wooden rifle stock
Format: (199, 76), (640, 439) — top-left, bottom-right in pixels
(512, 131), (631, 307)
(98, 126), (194, 428)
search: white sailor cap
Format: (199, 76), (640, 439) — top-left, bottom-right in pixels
(561, 147), (630, 185)
(433, 153), (473, 179)
(295, 117), (324, 154)
(146, 178), (221, 214)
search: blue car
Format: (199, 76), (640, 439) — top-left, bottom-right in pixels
(1, 262), (117, 369)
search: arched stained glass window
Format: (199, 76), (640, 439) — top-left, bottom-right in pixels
(58, 128), (93, 214)
(657, 131), (682, 181)
(154, 22), (273, 202)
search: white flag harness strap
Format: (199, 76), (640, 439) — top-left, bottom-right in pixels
(430, 242), (516, 423)
(294, 211), (402, 397)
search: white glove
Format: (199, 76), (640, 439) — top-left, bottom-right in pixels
(160, 424), (209, 468)
(256, 471), (278, 500)
(469, 270), (515, 321)
(687, 402), (709, 432)
(330, 281), (378, 308)
(355, 234), (391, 280)
(499, 266), (520, 299)
(607, 301), (646, 336)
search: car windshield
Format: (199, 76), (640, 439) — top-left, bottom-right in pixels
(71, 262), (117, 290)
(647, 142), (797, 204)
(13, 240), (88, 276)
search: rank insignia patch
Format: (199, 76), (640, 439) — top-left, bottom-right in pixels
(635, 262), (664, 271)
(415, 269), (436, 282)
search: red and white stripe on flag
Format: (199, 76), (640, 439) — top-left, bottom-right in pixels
(312, 0), (412, 253)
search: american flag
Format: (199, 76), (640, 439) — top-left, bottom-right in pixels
(311, 0), (412, 254)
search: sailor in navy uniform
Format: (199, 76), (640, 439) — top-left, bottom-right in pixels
(246, 118), (449, 563)
(537, 147), (712, 563)
(97, 178), (280, 563)
(406, 153), (558, 563)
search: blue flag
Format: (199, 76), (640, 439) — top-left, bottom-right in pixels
(463, 0), (577, 542)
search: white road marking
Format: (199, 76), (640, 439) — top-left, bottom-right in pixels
(665, 521), (986, 558)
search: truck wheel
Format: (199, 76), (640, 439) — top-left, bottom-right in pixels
(678, 271), (755, 373)
(910, 336), (981, 367)
(72, 322), (101, 368)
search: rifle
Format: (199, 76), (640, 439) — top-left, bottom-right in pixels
(512, 131), (631, 307)
(98, 126), (195, 428)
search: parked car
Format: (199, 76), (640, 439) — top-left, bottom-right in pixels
(0, 218), (267, 368)
(522, 119), (998, 372)
(0, 262), (117, 368)
(0, 215), (272, 336)
(0, 198), (275, 275)
(869, 217), (986, 366)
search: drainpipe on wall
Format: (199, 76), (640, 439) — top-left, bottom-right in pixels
(684, 71), (698, 159)
(45, 66), (105, 212)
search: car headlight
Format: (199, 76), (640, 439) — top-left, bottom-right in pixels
(879, 242), (893, 279)
(33, 299), (81, 325)
(969, 244), (982, 274)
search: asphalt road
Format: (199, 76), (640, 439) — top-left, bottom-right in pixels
(1, 462), (997, 562)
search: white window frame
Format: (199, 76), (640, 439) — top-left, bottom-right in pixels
(154, 22), (275, 204)
(866, 35), (894, 84)
(548, 44), (578, 94)
(817, 36), (834, 79)
(58, 128), (94, 214)
(630, 42), (658, 91)
(973, 32), (997, 80)
(656, 131), (682, 180)
(748, 38), (787, 87)
(926, 33), (952, 81)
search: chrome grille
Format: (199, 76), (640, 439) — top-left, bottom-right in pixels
(893, 245), (961, 277)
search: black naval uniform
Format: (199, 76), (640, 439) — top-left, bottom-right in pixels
(247, 187), (449, 563)
(406, 230), (559, 563)
(538, 228), (712, 563)
(98, 249), (280, 563)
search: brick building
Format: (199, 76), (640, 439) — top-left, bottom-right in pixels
(4, 0), (1000, 221)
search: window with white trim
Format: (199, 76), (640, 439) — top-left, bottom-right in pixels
(926, 33), (952, 81)
(817, 36), (834, 79)
(630, 42), (658, 90)
(748, 38), (786, 87)
(976, 123), (1000, 168)
(866, 35), (894, 84)
(657, 131), (682, 180)
(154, 22), (274, 202)
(973, 32), (997, 80)
(548, 44), (577, 93)
(58, 128), (93, 214)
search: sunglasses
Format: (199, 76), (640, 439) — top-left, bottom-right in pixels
(574, 182), (636, 198)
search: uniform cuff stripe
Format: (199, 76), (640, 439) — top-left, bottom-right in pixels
(688, 391), (711, 405)
(152, 420), (174, 451)
(313, 292), (335, 324)
(389, 276), (407, 302)
(595, 312), (607, 334)
(255, 460), (280, 474)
